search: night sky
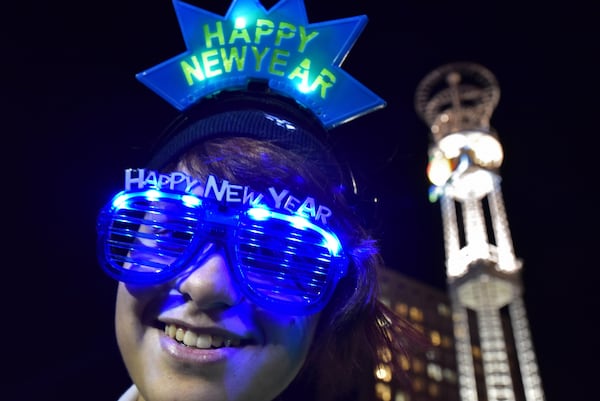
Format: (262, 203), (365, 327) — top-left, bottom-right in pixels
(6, 1), (597, 400)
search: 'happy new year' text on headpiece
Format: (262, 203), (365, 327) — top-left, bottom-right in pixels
(136, 0), (385, 129)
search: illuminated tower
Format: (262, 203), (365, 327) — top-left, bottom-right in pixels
(414, 62), (545, 401)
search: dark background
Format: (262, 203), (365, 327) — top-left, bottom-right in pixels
(5, 1), (597, 400)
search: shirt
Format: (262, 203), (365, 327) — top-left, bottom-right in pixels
(118, 384), (139, 401)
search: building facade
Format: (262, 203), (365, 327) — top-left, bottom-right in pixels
(377, 267), (460, 401)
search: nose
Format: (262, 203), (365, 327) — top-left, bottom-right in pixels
(175, 246), (243, 310)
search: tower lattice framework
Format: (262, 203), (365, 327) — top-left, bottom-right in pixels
(415, 62), (544, 401)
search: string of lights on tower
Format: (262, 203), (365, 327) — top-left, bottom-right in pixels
(414, 61), (545, 401)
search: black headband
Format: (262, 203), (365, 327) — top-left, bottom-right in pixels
(146, 89), (345, 185)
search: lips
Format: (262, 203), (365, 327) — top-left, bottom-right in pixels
(164, 324), (243, 349)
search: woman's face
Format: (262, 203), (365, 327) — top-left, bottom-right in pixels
(115, 245), (320, 401)
(114, 166), (321, 401)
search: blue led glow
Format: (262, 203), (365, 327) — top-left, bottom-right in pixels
(288, 214), (311, 230)
(145, 189), (162, 201)
(246, 207), (271, 220)
(112, 193), (130, 208)
(136, 0), (385, 128)
(181, 194), (202, 207)
(247, 207), (344, 256)
(99, 187), (348, 314)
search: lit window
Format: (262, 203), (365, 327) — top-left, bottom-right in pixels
(409, 306), (423, 322)
(378, 347), (392, 363)
(427, 363), (443, 381)
(375, 382), (391, 401)
(430, 330), (441, 346)
(399, 354), (411, 371)
(375, 363), (392, 382)
(395, 302), (408, 317)
(394, 391), (410, 401)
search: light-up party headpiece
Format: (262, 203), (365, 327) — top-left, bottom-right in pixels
(136, 0), (385, 129)
(98, 0), (386, 314)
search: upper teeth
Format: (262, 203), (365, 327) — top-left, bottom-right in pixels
(165, 324), (241, 349)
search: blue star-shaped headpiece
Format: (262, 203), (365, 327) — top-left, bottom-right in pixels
(137, 0), (385, 129)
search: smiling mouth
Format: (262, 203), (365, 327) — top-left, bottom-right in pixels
(164, 324), (243, 349)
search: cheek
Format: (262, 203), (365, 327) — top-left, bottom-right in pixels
(115, 284), (141, 351)
(259, 311), (321, 362)
(224, 312), (320, 399)
(114, 283), (160, 353)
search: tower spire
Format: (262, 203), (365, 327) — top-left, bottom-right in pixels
(415, 62), (545, 401)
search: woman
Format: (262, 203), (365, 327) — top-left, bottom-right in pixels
(97, 91), (423, 401)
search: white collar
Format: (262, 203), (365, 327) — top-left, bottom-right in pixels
(117, 384), (139, 401)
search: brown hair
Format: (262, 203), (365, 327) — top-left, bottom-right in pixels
(167, 136), (427, 401)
